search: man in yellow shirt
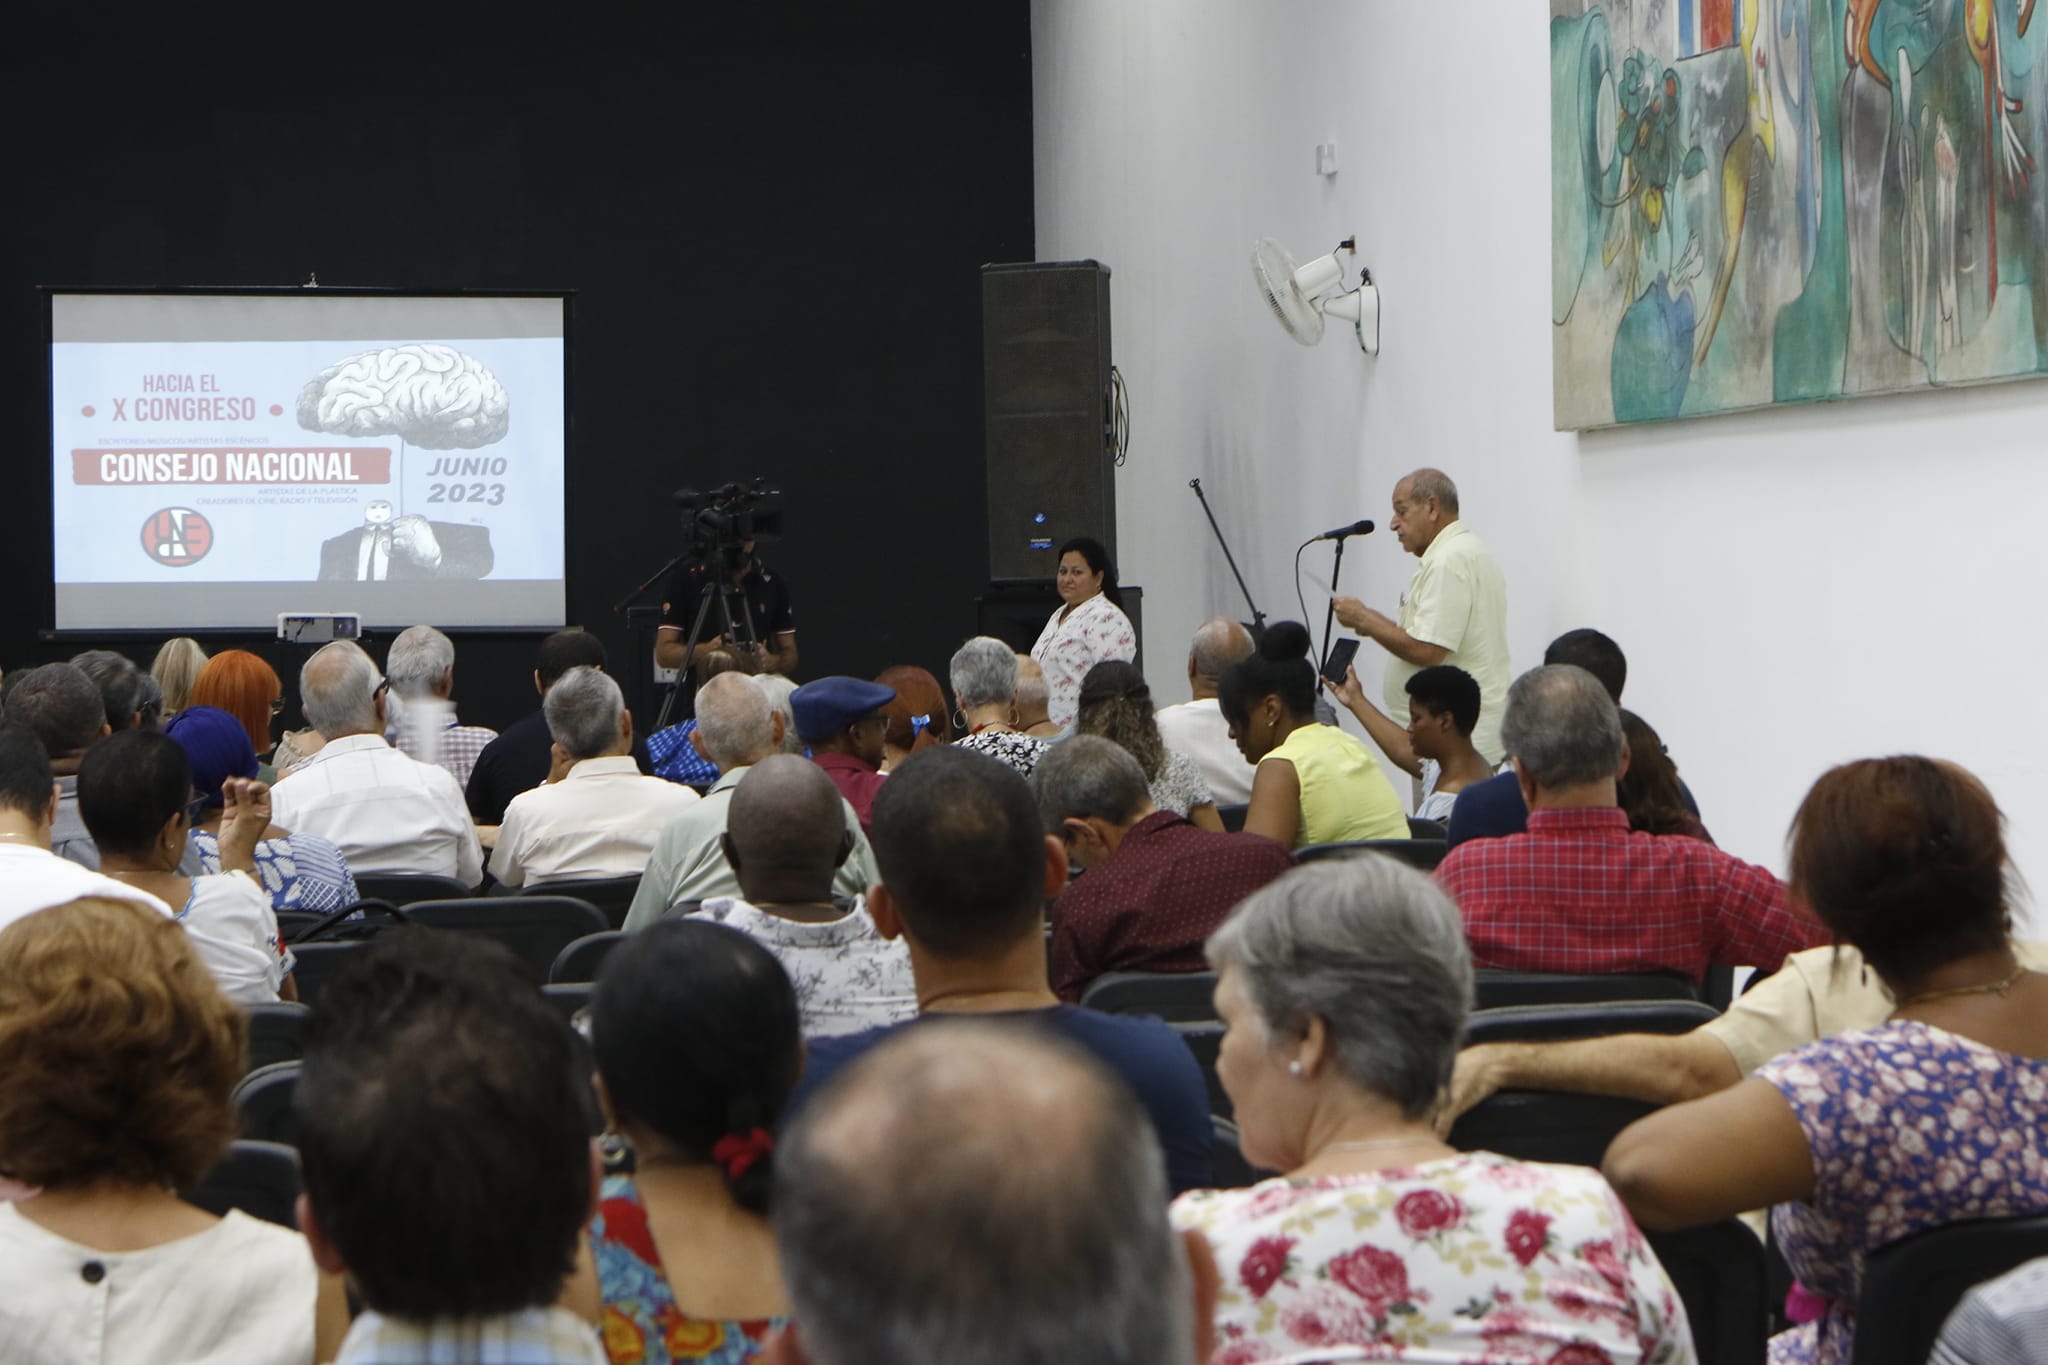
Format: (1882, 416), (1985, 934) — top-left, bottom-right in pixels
(1333, 469), (1511, 765)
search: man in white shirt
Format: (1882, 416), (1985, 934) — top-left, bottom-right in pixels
(384, 624), (499, 789)
(685, 754), (915, 1037)
(490, 667), (698, 889)
(0, 720), (169, 932)
(1153, 616), (1258, 805)
(271, 641), (484, 886)
(1333, 468), (1511, 764)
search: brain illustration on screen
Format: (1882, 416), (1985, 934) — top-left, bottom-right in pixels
(296, 344), (510, 450)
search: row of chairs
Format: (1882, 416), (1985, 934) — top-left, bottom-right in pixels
(1079, 966), (1706, 1022)
(343, 872), (643, 929)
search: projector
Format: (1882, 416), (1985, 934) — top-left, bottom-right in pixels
(277, 612), (361, 644)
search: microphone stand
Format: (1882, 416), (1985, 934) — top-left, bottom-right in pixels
(1319, 536), (1347, 677)
(1187, 479), (1266, 633)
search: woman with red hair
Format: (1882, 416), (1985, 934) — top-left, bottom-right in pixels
(189, 650), (285, 778)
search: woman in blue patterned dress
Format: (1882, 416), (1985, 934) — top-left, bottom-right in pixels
(1605, 756), (2048, 1365)
(559, 919), (794, 1363)
(165, 705), (358, 915)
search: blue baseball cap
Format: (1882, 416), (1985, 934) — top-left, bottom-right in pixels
(791, 677), (897, 744)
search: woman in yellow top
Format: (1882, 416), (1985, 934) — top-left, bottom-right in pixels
(1218, 621), (1409, 849)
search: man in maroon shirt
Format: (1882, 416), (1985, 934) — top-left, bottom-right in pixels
(792, 676), (894, 831)
(1435, 665), (1825, 981)
(1035, 735), (1294, 1002)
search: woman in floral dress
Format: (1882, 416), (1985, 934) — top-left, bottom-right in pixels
(1605, 757), (2048, 1365)
(1173, 858), (1694, 1365)
(1030, 537), (1137, 730)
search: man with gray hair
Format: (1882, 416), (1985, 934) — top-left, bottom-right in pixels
(624, 672), (877, 930)
(1332, 468), (1512, 764)
(489, 667), (699, 889)
(383, 624), (497, 788)
(768, 1020), (1218, 1365)
(1035, 735), (1291, 1001)
(270, 641), (484, 886)
(1435, 664), (1821, 980)
(1153, 615), (1257, 803)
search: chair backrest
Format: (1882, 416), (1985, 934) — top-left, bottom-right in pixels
(1407, 815), (1449, 840)
(541, 981), (594, 1025)
(183, 1139), (303, 1228)
(1078, 970), (1220, 1023)
(273, 910), (328, 941)
(1851, 1215), (2048, 1365)
(1294, 839), (1448, 871)
(1172, 1020), (1231, 1119)
(1472, 969), (1700, 1010)
(519, 874), (643, 931)
(232, 1060), (302, 1147)
(1216, 803), (1249, 833)
(1210, 1116), (1266, 1190)
(549, 931), (631, 984)
(244, 1000), (314, 1073)
(285, 941), (369, 1007)
(352, 872), (475, 906)
(1447, 1089), (1657, 1169)
(1462, 999), (1721, 1047)
(404, 897), (609, 980)
(1646, 1220), (1769, 1365)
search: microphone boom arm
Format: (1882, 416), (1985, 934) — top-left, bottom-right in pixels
(1187, 479), (1266, 631)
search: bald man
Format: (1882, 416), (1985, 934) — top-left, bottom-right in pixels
(1012, 654), (1060, 739)
(1154, 615), (1258, 803)
(1333, 468), (1511, 764)
(769, 1020), (1218, 1365)
(684, 755), (916, 1037)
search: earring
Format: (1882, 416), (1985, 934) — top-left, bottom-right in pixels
(1288, 1060), (1304, 1076)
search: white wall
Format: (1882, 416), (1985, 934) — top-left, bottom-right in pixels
(1033, 0), (2048, 919)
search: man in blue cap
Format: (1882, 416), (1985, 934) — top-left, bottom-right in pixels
(793, 676), (894, 832)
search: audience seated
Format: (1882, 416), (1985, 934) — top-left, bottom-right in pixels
(0, 722), (169, 930)
(949, 635), (1048, 775)
(5, 662), (114, 868)
(1076, 660), (1223, 830)
(644, 648), (745, 789)
(189, 648), (286, 781)
(1604, 756), (2048, 1365)
(626, 674), (878, 930)
(151, 636), (208, 720)
(751, 673), (803, 755)
(384, 624), (499, 789)
(783, 746), (1213, 1194)
(490, 666), (699, 889)
(1034, 735), (1292, 1003)
(466, 629), (655, 826)
(1174, 858), (1692, 1365)
(166, 704), (359, 915)
(77, 729), (292, 1005)
(772, 1020), (1218, 1365)
(875, 664), (947, 773)
(683, 755), (915, 1036)
(559, 918), (795, 1355)
(1154, 615), (1259, 804)
(1617, 709), (1712, 841)
(1332, 662), (1495, 822)
(295, 930), (601, 1363)
(269, 641), (483, 887)
(71, 649), (153, 732)
(1013, 653), (1061, 738)
(792, 676), (894, 830)
(0, 897), (327, 1364)
(1217, 622), (1408, 848)
(1438, 664), (1822, 981)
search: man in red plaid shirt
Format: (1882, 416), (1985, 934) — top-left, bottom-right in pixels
(1436, 665), (1824, 981)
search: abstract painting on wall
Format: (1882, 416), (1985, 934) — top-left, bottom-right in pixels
(1552, 0), (2048, 428)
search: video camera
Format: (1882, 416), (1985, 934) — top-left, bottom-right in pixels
(673, 478), (784, 558)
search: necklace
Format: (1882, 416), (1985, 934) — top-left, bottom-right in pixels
(1895, 964), (2030, 1008)
(1322, 1135), (1443, 1155)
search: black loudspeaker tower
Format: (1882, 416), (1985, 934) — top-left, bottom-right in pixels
(982, 260), (1114, 583)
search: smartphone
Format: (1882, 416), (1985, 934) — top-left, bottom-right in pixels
(1320, 637), (1361, 686)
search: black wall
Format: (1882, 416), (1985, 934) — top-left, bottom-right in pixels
(0, 12), (1034, 732)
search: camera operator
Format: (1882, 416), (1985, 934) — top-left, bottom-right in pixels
(654, 539), (798, 676)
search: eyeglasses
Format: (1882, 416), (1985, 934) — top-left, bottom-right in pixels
(185, 793), (211, 826)
(374, 678), (391, 701)
(268, 697), (286, 716)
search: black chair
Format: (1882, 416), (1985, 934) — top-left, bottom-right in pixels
(403, 896), (608, 980)
(1173, 1021), (1230, 1119)
(1851, 1215), (2048, 1365)
(232, 1060), (301, 1146)
(183, 1139), (302, 1228)
(1647, 1220), (1770, 1365)
(1295, 838), (1448, 872)
(521, 875), (642, 930)
(351, 872), (475, 906)
(273, 910), (327, 941)
(1472, 969), (1699, 1010)
(285, 941), (368, 1006)
(1078, 970), (1219, 1023)
(1216, 803), (1249, 833)
(1448, 1089), (1657, 1168)
(244, 1000), (313, 1072)
(1407, 815), (1449, 840)
(542, 981), (594, 1025)
(1211, 1116), (1270, 1189)
(1462, 999), (1721, 1047)
(549, 931), (630, 983)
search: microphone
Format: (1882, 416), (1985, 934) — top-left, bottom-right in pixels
(1314, 519), (1375, 541)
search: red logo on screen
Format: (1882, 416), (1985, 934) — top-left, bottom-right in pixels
(140, 508), (214, 567)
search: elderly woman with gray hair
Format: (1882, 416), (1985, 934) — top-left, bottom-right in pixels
(1173, 859), (1695, 1365)
(949, 635), (1048, 776)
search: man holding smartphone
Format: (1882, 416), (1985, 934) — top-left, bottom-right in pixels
(1331, 469), (1510, 765)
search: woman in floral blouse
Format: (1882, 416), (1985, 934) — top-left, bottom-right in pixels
(1030, 537), (1137, 729)
(1174, 859), (1694, 1365)
(1605, 757), (2048, 1365)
